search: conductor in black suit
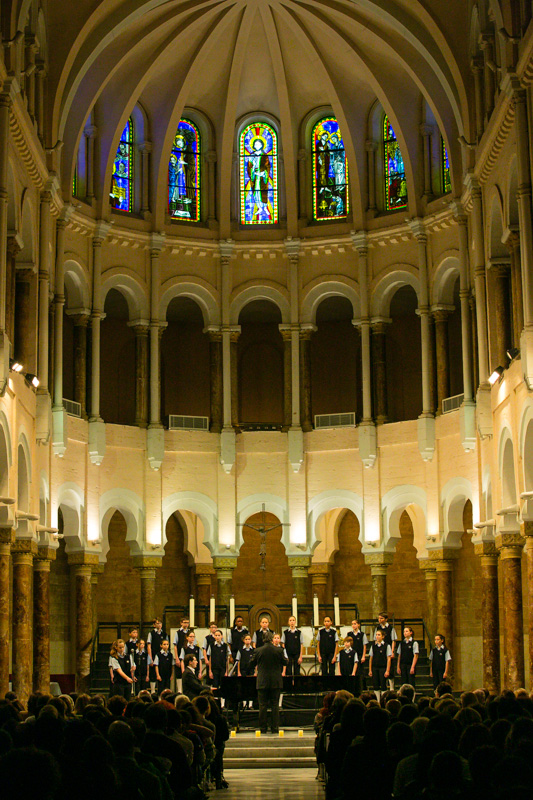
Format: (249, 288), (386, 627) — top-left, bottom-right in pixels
(250, 630), (287, 733)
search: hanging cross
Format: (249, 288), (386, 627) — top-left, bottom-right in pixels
(237, 504), (291, 572)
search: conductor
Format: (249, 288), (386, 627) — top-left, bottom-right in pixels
(250, 630), (287, 734)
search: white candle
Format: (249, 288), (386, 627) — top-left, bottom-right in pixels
(313, 594), (319, 627)
(210, 596), (216, 622)
(333, 595), (340, 627)
(292, 595), (298, 622)
(189, 596), (195, 628)
(229, 595), (235, 625)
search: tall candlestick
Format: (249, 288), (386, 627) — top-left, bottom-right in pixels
(292, 595), (298, 622)
(313, 594), (319, 627)
(210, 595), (216, 622)
(229, 595), (235, 625)
(189, 596), (195, 628)
(333, 594), (340, 627)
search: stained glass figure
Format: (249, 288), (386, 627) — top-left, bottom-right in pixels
(384, 116), (407, 211)
(442, 137), (451, 194)
(240, 122), (278, 225)
(110, 118), (134, 212)
(312, 117), (349, 220)
(168, 119), (200, 221)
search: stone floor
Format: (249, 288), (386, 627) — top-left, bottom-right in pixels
(220, 769), (324, 800)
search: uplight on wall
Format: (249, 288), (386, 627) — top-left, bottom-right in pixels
(488, 366), (504, 385)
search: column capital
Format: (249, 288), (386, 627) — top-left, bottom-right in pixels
(128, 321), (150, 335)
(212, 556), (238, 571)
(132, 555), (163, 570)
(363, 552), (394, 568)
(6, 234), (23, 258)
(370, 317), (392, 331)
(0, 529), (15, 546)
(12, 540), (38, 557)
(419, 123), (433, 138)
(58, 203), (75, 225)
(205, 325), (223, 342)
(495, 532), (525, 557)
(67, 551), (100, 567)
(297, 148), (307, 161)
(139, 140), (152, 154)
(408, 217), (427, 242)
(287, 555), (311, 570)
(68, 310), (91, 326)
(150, 231), (166, 253)
(194, 563), (216, 576)
(426, 548), (459, 567)
(284, 236), (301, 261)
(40, 189), (53, 205)
(93, 220), (110, 243)
(365, 139), (378, 152)
(219, 239), (235, 262)
(431, 304), (455, 320)
(350, 229), (368, 254)
(449, 200), (468, 223)
(299, 323), (317, 340)
(206, 149), (217, 163)
(84, 124), (98, 139)
(35, 546), (57, 565)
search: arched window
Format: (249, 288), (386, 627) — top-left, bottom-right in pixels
(383, 116), (407, 211)
(168, 119), (201, 222)
(240, 122), (278, 224)
(441, 137), (451, 194)
(312, 117), (349, 220)
(110, 118), (134, 212)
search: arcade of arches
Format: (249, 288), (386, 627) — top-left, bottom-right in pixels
(2, 0), (533, 704)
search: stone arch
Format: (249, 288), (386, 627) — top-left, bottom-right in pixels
(498, 427), (517, 509)
(440, 477), (474, 548)
(520, 399), (533, 519)
(56, 482), (85, 552)
(162, 491), (218, 556)
(307, 490), (364, 559)
(370, 268), (420, 318)
(230, 283), (291, 325)
(301, 278), (361, 324)
(488, 188), (507, 258)
(481, 467), (493, 522)
(0, 410), (12, 527)
(101, 271), (149, 322)
(39, 470), (49, 527)
(18, 190), (36, 266)
(432, 254), (460, 306)
(159, 278), (220, 326)
(236, 494), (290, 554)
(6, 161), (18, 234)
(100, 488), (145, 560)
(17, 429), (31, 510)
(381, 485), (427, 554)
(507, 156), (519, 228)
(64, 258), (90, 310)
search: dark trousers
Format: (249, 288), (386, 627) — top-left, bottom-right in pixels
(372, 667), (387, 691)
(400, 663), (416, 688)
(321, 655), (335, 676)
(258, 688), (281, 732)
(111, 682), (132, 700)
(285, 656), (300, 676)
(432, 668), (445, 688)
(158, 675), (171, 691)
(211, 667), (225, 688)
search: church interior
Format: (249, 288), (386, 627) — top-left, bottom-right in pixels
(1, 0), (533, 703)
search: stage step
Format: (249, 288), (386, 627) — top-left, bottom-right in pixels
(224, 732), (316, 769)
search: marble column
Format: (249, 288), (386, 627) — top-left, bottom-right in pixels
(299, 326), (314, 432)
(288, 557), (310, 603)
(207, 328), (223, 433)
(523, 522), (533, 690)
(435, 558), (454, 649)
(454, 210), (474, 402)
(308, 564), (329, 606)
(33, 547), (55, 693)
(132, 324), (149, 427)
(480, 33), (496, 122)
(410, 221), (433, 418)
(70, 313), (89, 417)
(281, 328), (292, 431)
(0, 530), (14, 698)
(475, 542), (500, 694)
(433, 308), (450, 412)
(428, 313), (437, 415)
(90, 229), (106, 420)
(149, 238), (165, 428)
(421, 563), (437, 638)
(12, 541), (37, 703)
(365, 554), (394, 617)
(85, 125), (97, 201)
(133, 556), (162, 634)
(352, 233), (372, 421)
(206, 151), (217, 223)
(69, 553), (98, 692)
(371, 321), (389, 424)
(497, 534), (525, 690)
(230, 329), (240, 428)
(213, 558), (237, 607)
(194, 565), (215, 607)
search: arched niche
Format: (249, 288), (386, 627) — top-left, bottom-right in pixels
(56, 482), (85, 552)
(520, 400), (533, 519)
(99, 488), (146, 559)
(499, 429), (517, 510)
(96, 510), (140, 624)
(440, 477), (474, 547)
(100, 287), (136, 425)
(232, 511), (293, 607)
(385, 284), (422, 422)
(329, 510), (372, 618)
(386, 508), (428, 620)
(308, 490), (364, 558)
(16, 433), (31, 536)
(156, 511), (192, 616)
(162, 492), (218, 556)
(381, 485), (427, 555)
(0, 411), (12, 527)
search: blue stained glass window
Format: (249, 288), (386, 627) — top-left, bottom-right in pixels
(110, 118), (134, 213)
(168, 119), (200, 222)
(312, 117), (349, 220)
(240, 122), (278, 224)
(384, 116), (407, 211)
(442, 137), (451, 194)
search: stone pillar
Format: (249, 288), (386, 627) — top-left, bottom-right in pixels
(454, 209), (474, 402)
(434, 557), (454, 649)
(410, 220), (433, 417)
(12, 541), (37, 703)
(134, 556), (162, 635)
(85, 125), (97, 201)
(6, 237), (21, 348)
(281, 328), (292, 431)
(140, 142), (151, 213)
(0, 529), (14, 698)
(497, 532), (525, 690)
(70, 313), (89, 416)
(206, 150), (217, 223)
(207, 328), (223, 433)
(149, 240), (164, 427)
(364, 554), (394, 617)
(69, 553), (99, 693)
(469, 295), (479, 390)
(420, 124), (433, 200)
(308, 564), (329, 606)
(428, 313), (437, 416)
(90, 228), (106, 420)
(471, 56), (485, 141)
(365, 140), (378, 213)
(512, 88), (533, 336)
(53, 216), (68, 409)
(213, 558), (237, 607)
(433, 308), (451, 412)
(353, 233), (372, 421)
(230, 329), (240, 428)
(14, 269), (34, 367)
(288, 557), (310, 604)
(0, 93), (13, 335)
(504, 228), (523, 349)
(298, 149), (307, 220)
(38, 189), (52, 390)
(24, 36), (37, 120)
(469, 178), (490, 384)
(299, 326), (314, 432)
(371, 320), (389, 424)
(35, 64), (45, 144)
(421, 563), (437, 638)
(489, 261), (511, 368)
(194, 565), (215, 607)
(91, 566), (102, 642)
(33, 547), (56, 693)
(131, 324), (149, 427)
(475, 541), (500, 693)
(480, 33), (496, 122)
(523, 522), (533, 691)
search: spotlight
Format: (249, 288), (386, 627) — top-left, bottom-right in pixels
(9, 359), (23, 373)
(506, 347), (520, 362)
(488, 366), (504, 385)
(25, 373), (40, 388)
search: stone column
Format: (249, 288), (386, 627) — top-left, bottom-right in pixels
(480, 33), (496, 122)
(353, 233), (372, 421)
(365, 554), (394, 617)
(489, 261), (511, 368)
(308, 564), (329, 606)
(33, 547), (56, 693)
(0, 93), (13, 335)
(420, 124), (433, 200)
(497, 533), (525, 690)
(194, 565), (215, 607)
(504, 228), (523, 349)
(433, 308), (451, 412)
(149, 242), (164, 427)
(299, 326), (314, 432)
(298, 149), (307, 220)
(213, 558), (237, 607)
(454, 210), (474, 402)
(85, 125), (97, 201)
(410, 221), (433, 418)
(134, 556), (162, 634)
(90, 228), (106, 420)
(14, 269), (34, 367)
(5, 236), (21, 346)
(428, 313), (437, 415)
(207, 328), (223, 433)
(475, 541), (501, 694)
(0, 529), (14, 698)
(230, 329), (240, 428)
(280, 328), (292, 431)
(91, 566), (103, 642)
(139, 142), (151, 213)
(131, 324), (149, 427)
(35, 64), (45, 144)
(511, 88), (533, 338)
(365, 140), (378, 213)
(523, 522), (533, 690)
(69, 553), (99, 692)
(288, 557), (310, 604)
(469, 178), (490, 384)
(371, 320), (389, 424)
(206, 151), (217, 223)
(38, 189), (53, 390)
(53, 216), (68, 410)
(471, 56), (485, 141)
(434, 557), (454, 649)
(12, 540), (37, 703)
(421, 563), (437, 638)
(24, 36), (37, 120)
(70, 313), (89, 416)
(469, 295), (479, 390)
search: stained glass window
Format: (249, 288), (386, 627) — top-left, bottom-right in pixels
(442, 137), (451, 194)
(110, 118), (134, 212)
(240, 122), (278, 224)
(384, 116), (407, 211)
(168, 119), (201, 222)
(312, 117), (349, 220)
(72, 167), (77, 198)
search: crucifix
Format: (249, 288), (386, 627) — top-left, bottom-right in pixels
(237, 504), (291, 598)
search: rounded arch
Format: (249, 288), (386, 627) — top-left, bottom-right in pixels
(498, 426), (518, 509)
(381, 485), (427, 554)
(487, 188), (507, 258)
(507, 156), (519, 228)
(159, 278), (220, 326)
(18, 191), (36, 266)
(0, 410), (12, 527)
(431, 254), (460, 306)
(230, 283), (290, 325)
(16, 429), (32, 535)
(39, 470), (49, 527)
(307, 490), (364, 557)
(101, 271), (149, 322)
(6, 161), (18, 234)
(301, 278), (361, 324)
(64, 257), (90, 310)
(440, 477), (473, 547)
(519, 399), (533, 520)
(370, 268), (420, 317)
(481, 466), (493, 522)
(170, 509), (212, 563)
(56, 481), (85, 552)
(100, 488), (146, 559)
(162, 491), (218, 555)
(236, 494), (290, 554)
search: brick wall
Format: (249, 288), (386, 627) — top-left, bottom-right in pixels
(233, 512), (293, 605)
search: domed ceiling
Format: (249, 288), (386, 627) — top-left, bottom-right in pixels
(48, 0), (473, 235)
